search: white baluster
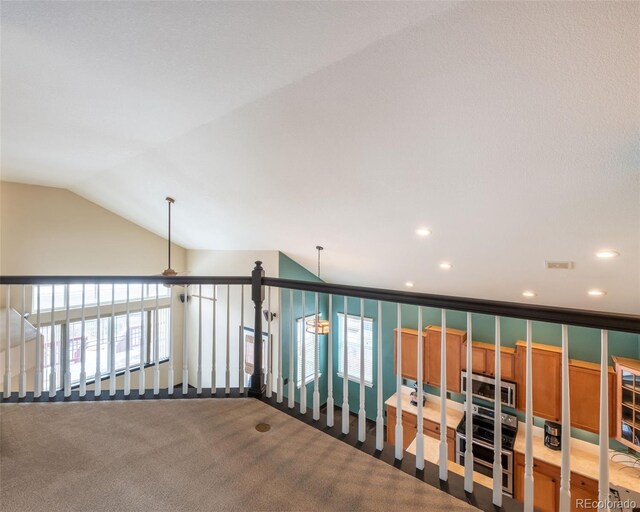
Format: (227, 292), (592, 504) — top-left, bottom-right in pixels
(493, 316), (502, 507)
(212, 284), (218, 395)
(138, 284), (145, 396)
(63, 285), (71, 397)
(358, 298), (366, 441)
(277, 288), (284, 403)
(267, 286), (273, 398)
(524, 320), (534, 511)
(375, 300), (383, 451)
(598, 330), (610, 509)
(167, 287), (174, 394)
(3, 286), (11, 399)
(124, 284), (131, 396)
(313, 292), (320, 420)
(395, 303), (402, 460)
(34, 286), (42, 398)
(153, 284), (160, 395)
(288, 289), (294, 409)
(326, 295), (334, 426)
(49, 285), (56, 398)
(300, 291), (306, 414)
(439, 309), (447, 481)
(238, 285), (243, 394)
(95, 285), (102, 397)
(415, 306), (424, 469)
(559, 324), (571, 511)
(19, 285), (26, 398)
(109, 284), (116, 396)
(182, 287), (189, 395)
(197, 284), (203, 395)
(464, 312), (473, 492)
(225, 284), (230, 394)
(79, 284), (86, 397)
(343, 296), (350, 435)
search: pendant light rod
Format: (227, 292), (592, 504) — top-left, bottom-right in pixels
(166, 197), (175, 274)
(316, 245), (324, 280)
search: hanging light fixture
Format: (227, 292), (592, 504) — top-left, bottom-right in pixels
(306, 246), (330, 335)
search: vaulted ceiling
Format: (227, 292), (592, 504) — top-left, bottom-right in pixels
(2, 1), (639, 314)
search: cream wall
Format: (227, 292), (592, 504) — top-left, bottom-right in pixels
(0, 181), (187, 392)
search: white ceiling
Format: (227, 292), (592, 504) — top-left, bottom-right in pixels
(2, 1), (639, 314)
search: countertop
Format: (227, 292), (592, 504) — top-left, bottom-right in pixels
(385, 385), (464, 430)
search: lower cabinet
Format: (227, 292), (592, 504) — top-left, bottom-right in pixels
(514, 452), (598, 512)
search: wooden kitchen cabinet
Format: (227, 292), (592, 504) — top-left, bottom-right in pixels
(569, 360), (616, 435)
(463, 340), (516, 382)
(570, 474), (598, 512)
(393, 328), (424, 382)
(425, 325), (466, 393)
(516, 341), (562, 422)
(422, 418), (456, 461)
(613, 356), (640, 450)
(386, 405), (417, 451)
(514, 452), (559, 512)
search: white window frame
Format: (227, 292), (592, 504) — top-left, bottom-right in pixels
(337, 313), (374, 387)
(296, 315), (322, 388)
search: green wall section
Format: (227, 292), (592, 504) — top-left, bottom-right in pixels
(279, 252), (328, 408)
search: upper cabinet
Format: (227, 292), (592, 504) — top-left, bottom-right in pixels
(516, 341), (562, 422)
(613, 356), (640, 450)
(424, 325), (466, 393)
(393, 328), (424, 381)
(569, 360), (615, 435)
(462, 340), (516, 382)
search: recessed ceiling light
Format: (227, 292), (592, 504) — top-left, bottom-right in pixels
(416, 227), (431, 237)
(596, 249), (619, 259)
(588, 289), (606, 297)
(405, 281), (414, 288)
(439, 262), (452, 270)
(522, 291), (537, 298)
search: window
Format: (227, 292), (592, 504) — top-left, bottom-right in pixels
(337, 313), (373, 386)
(296, 315), (321, 387)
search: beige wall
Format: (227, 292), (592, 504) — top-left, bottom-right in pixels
(0, 181), (187, 393)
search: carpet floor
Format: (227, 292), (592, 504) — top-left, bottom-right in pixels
(1, 398), (476, 512)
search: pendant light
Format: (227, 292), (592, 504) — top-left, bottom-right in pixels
(306, 246), (330, 335)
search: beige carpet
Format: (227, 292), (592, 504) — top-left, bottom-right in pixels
(1, 399), (476, 512)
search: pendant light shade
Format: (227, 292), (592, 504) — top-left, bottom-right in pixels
(305, 246), (330, 336)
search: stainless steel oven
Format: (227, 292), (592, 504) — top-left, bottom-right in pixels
(455, 434), (513, 497)
(461, 371), (517, 408)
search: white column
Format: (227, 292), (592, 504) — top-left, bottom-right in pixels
(182, 287), (189, 395)
(49, 285), (57, 398)
(153, 284), (160, 395)
(358, 298), (366, 441)
(94, 286), (102, 397)
(313, 292), (320, 420)
(559, 324), (571, 512)
(524, 320), (534, 511)
(288, 289), (295, 409)
(63, 285), (71, 397)
(225, 284), (230, 394)
(300, 291), (306, 414)
(34, 286), (42, 398)
(439, 309), (448, 481)
(3, 286), (11, 399)
(598, 329), (610, 509)
(375, 300), (383, 451)
(277, 288), (284, 403)
(212, 284), (218, 395)
(464, 312), (473, 492)
(326, 295), (334, 426)
(124, 284), (131, 396)
(237, 285), (242, 394)
(109, 284), (116, 396)
(342, 296), (350, 435)
(138, 284), (145, 396)
(493, 316), (503, 507)
(395, 303), (403, 460)
(197, 284), (203, 395)
(167, 287), (174, 394)
(415, 306), (424, 470)
(267, 286), (273, 398)
(79, 284), (87, 397)
(19, 285), (26, 398)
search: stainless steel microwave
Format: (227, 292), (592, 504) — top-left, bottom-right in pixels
(460, 371), (517, 408)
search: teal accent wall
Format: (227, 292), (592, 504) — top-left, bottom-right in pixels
(279, 252), (328, 408)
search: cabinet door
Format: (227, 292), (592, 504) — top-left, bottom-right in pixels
(394, 329), (421, 381)
(402, 411), (417, 450)
(387, 406), (397, 446)
(571, 474), (598, 512)
(533, 469), (558, 512)
(569, 364), (615, 434)
(486, 349), (516, 382)
(425, 327), (464, 392)
(447, 427), (456, 462)
(517, 346), (562, 422)
(462, 344), (487, 374)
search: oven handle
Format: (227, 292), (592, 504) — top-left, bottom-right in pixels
(469, 436), (513, 456)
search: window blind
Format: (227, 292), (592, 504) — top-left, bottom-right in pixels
(337, 313), (373, 386)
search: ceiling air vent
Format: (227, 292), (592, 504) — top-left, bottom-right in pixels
(545, 261), (575, 270)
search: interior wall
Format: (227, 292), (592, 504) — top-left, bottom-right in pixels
(0, 181), (187, 392)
